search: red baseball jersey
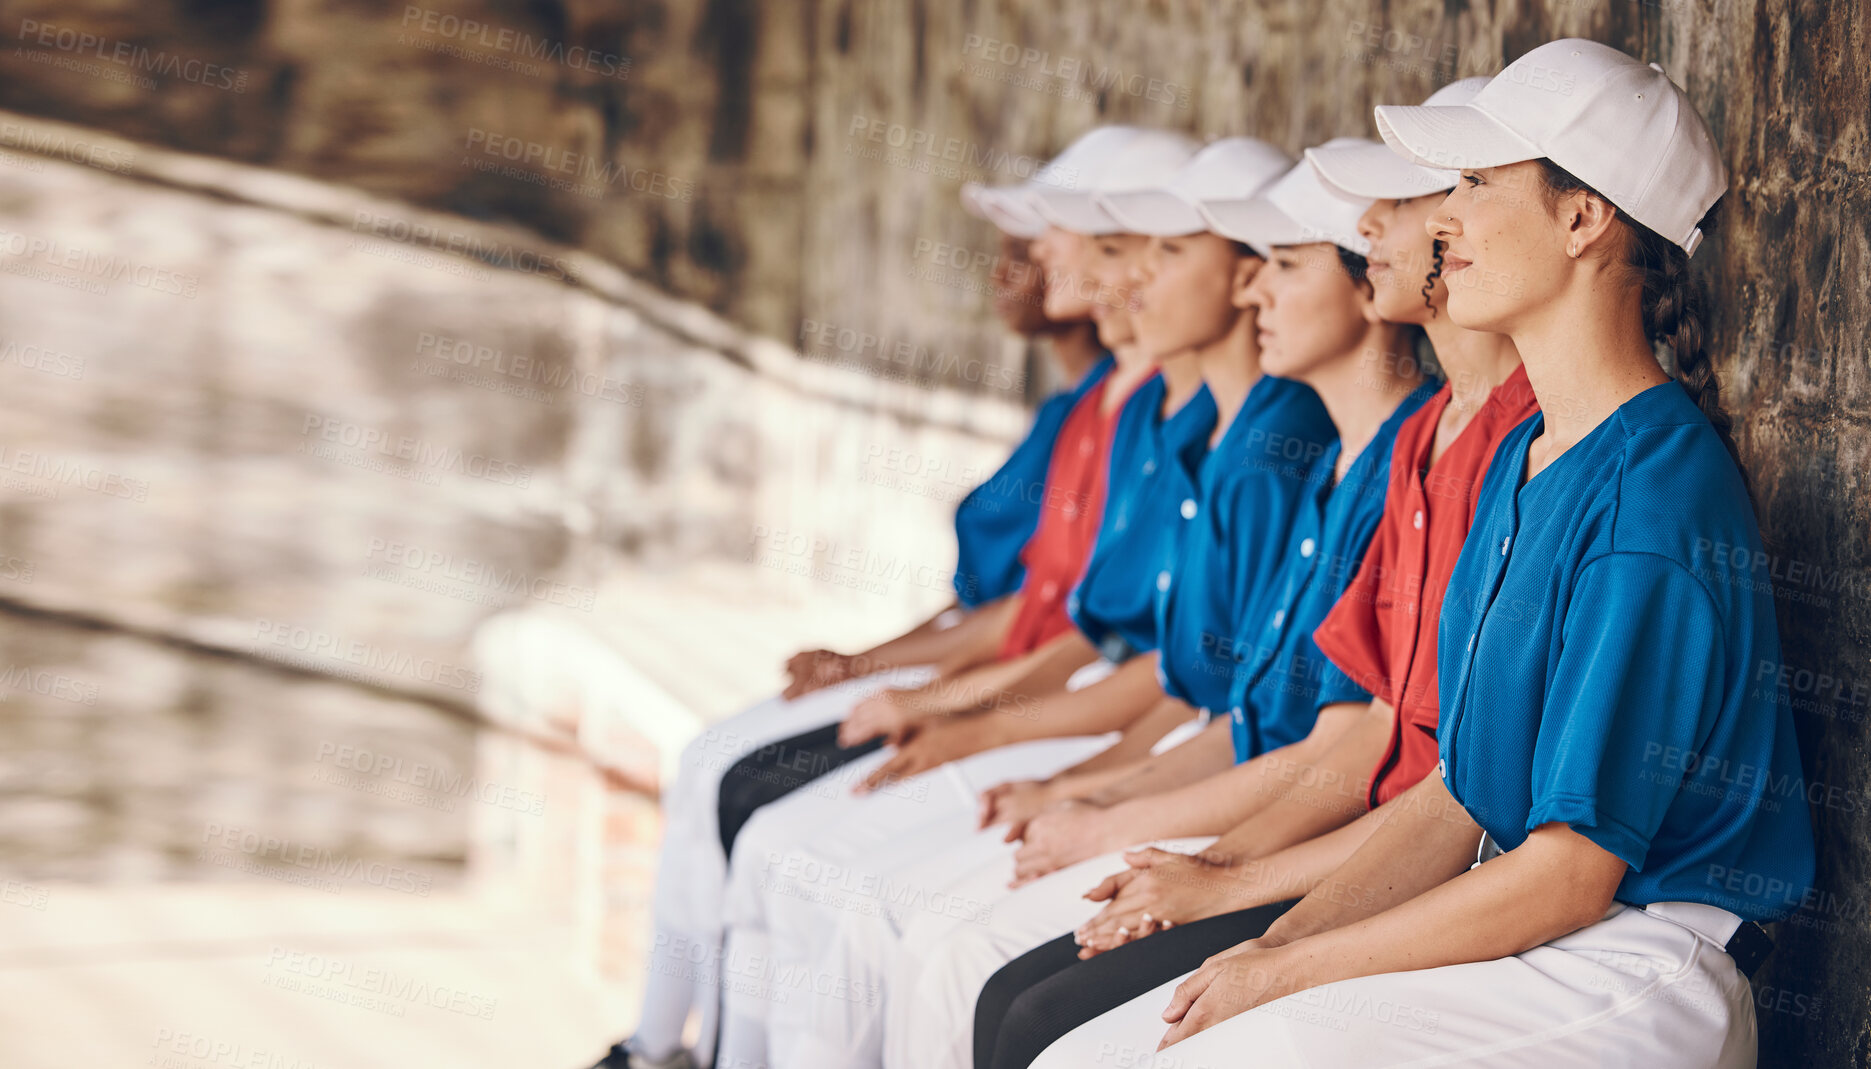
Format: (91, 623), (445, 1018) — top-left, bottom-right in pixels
(996, 372), (1144, 660)
(1312, 364), (1539, 807)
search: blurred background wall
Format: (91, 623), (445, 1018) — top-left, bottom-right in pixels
(0, 1), (1864, 1066)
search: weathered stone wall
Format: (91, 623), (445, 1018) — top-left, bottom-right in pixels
(1, 0), (1866, 1063)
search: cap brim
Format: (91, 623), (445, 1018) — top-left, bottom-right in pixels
(1030, 190), (1123, 235)
(1199, 199), (1372, 257)
(1094, 189), (1207, 236)
(961, 182), (1047, 238)
(1304, 142), (1459, 202)
(1374, 103), (1543, 175)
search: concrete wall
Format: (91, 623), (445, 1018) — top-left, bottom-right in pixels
(1, 0), (1866, 1062)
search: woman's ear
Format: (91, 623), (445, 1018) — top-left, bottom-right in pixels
(1565, 190), (1621, 260)
(1229, 255), (1263, 310)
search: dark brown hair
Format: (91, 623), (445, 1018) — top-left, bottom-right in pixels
(1534, 160), (1743, 478)
(1421, 239), (1444, 318)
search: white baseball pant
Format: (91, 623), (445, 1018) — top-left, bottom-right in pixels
(715, 731), (1119, 1068)
(633, 665), (935, 1062)
(1031, 901), (1757, 1069)
(888, 836), (1218, 1069)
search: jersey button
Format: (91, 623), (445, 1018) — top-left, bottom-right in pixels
(1299, 537), (1315, 558)
(1437, 758), (1447, 779)
(1079, 438), (1094, 457)
(1413, 510), (1424, 530)
(1156, 570), (1172, 593)
(1272, 608), (1286, 627)
(1064, 503), (1078, 519)
(1142, 459), (1156, 476)
(1230, 706), (1243, 721)
(1500, 535), (1511, 556)
(1466, 634), (1475, 652)
(1041, 580), (1059, 599)
(1180, 499), (1197, 520)
(1066, 592), (1080, 614)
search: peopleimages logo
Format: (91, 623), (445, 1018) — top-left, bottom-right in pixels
(200, 824), (432, 896)
(0, 119), (135, 175)
(298, 413), (532, 487)
(958, 35), (1191, 109)
(315, 742), (545, 815)
(413, 332), (645, 406)
(0, 665), (98, 705)
(262, 946), (499, 1020)
(0, 444), (148, 501)
(399, 6), (631, 80)
(251, 619), (482, 695)
(845, 116), (1051, 183)
(15, 18), (248, 92)
(363, 537), (598, 612)
(0, 338), (84, 379)
(149, 1028), (316, 1069)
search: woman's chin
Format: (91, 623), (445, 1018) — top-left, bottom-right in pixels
(1443, 293), (1506, 334)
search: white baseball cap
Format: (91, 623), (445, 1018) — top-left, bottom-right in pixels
(1306, 79), (1490, 201)
(1373, 39), (1726, 256)
(1198, 142), (1375, 257)
(1021, 126), (1203, 234)
(1093, 138), (1295, 236)
(960, 180), (1047, 238)
(959, 125), (1126, 238)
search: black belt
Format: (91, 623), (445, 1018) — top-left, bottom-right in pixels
(1724, 920), (1774, 979)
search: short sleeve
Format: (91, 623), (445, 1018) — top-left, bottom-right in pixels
(1526, 553), (1726, 870)
(1313, 656), (1373, 711)
(1313, 520), (1399, 706)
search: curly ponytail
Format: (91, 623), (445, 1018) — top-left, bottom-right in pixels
(1535, 161), (1747, 484)
(1421, 238), (1444, 319)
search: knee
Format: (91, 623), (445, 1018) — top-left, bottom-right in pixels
(980, 961), (1042, 1029)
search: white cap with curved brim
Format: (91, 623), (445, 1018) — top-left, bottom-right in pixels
(1197, 142), (1375, 257)
(1093, 138), (1295, 236)
(1306, 78), (1490, 202)
(960, 125), (1191, 238)
(960, 180), (1047, 238)
(1021, 126), (1203, 235)
(1372, 39), (1727, 256)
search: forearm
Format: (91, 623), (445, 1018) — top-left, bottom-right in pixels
(1200, 700), (1391, 862)
(1056, 698), (1198, 778)
(1201, 809), (1388, 917)
(1276, 827), (1624, 994)
(1086, 706), (1368, 845)
(974, 630), (1100, 712)
(922, 595), (1019, 674)
(1260, 774), (1480, 945)
(1033, 702), (1198, 800)
(848, 598), (966, 670)
(1083, 718), (1234, 807)
(981, 652), (1166, 748)
(903, 650), (1043, 719)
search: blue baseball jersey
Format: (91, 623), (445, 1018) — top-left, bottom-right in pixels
(1228, 380), (1438, 762)
(953, 355), (1114, 606)
(1437, 382), (1816, 921)
(1154, 374), (1337, 716)
(1070, 374), (1219, 661)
